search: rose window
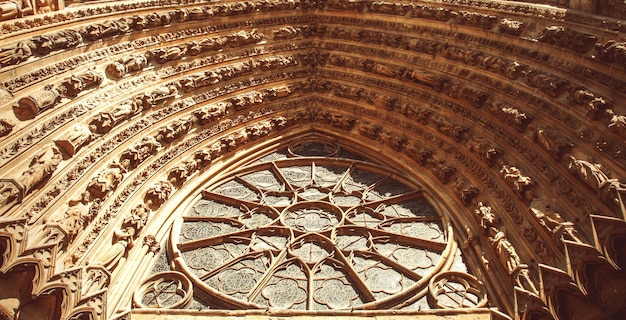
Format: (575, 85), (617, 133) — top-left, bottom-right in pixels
(171, 142), (468, 310)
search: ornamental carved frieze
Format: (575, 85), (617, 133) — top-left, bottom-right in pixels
(0, 0), (625, 318)
(14, 70), (103, 120)
(70, 114), (290, 266)
(21, 74), (304, 225)
(325, 97), (560, 265)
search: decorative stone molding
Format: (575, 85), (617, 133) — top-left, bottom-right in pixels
(0, 1), (624, 318)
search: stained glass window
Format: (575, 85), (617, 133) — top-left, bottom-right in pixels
(170, 140), (473, 310)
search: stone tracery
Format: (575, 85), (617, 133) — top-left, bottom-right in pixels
(0, 0), (624, 319)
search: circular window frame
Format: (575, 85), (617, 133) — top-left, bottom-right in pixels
(169, 146), (458, 311)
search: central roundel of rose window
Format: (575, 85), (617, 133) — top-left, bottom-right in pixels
(172, 148), (454, 310)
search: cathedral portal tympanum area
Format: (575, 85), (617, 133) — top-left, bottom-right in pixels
(0, 0), (626, 319)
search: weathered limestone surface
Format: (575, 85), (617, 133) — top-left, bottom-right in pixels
(0, 1), (625, 320)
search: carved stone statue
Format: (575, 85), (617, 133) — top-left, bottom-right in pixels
(0, 118), (15, 137)
(529, 199), (582, 243)
(227, 29), (263, 47)
(606, 109), (626, 135)
(220, 131), (248, 151)
(16, 144), (63, 194)
(50, 191), (91, 239)
(231, 91), (265, 111)
(96, 227), (135, 271)
(15, 86), (63, 120)
(402, 68), (449, 91)
(432, 160), (456, 183)
(499, 18), (525, 36)
(55, 123), (95, 156)
(406, 144), (431, 165)
(32, 29), (83, 55)
(145, 180), (173, 206)
(156, 118), (193, 143)
(491, 102), (531, 132)
(401, 104), (431, 124)
(142, 84), (178, 108)
(143, 235), (160, 254)
(459, 87), (490, 108)
(489, 229), (521, 275)
(83, 18), (130, 41)
(245, 121), (273, 140)
(538, 26), (597, 54)
(106, 54), (148, 78)
(168, 159), (199, 186)
(89, 96), (144, 133)
(568, 87), (611, 119)
(567, 156), (611, 191)
(535, 127), (573, 161)
(122, 203), (151, 233)
(59, 70), (103, 98)
(120, 136), (161, 170)
(431, 116), (468, 142)
(525, 69), (569, 98)
(271, 116), (287, 130)
(35, 0), (53, 14)
(194, 149), (213, 167)
(0, 41), (34, 67)
(475, 202), (497, 231)
(467, 136), (500, 166)
(193, 102), (228, 125)
(596, 40), (626, 65)
(501, 165), (532, 198)
(147, 45), (187, 64)
(272, 26), (298, 40)
(0, 0), (32, 22)
(187, 36), (228, 55)
(87, 161), (127, 199)
(455, 177), (479, 205)
(358, 122), (382, 140)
